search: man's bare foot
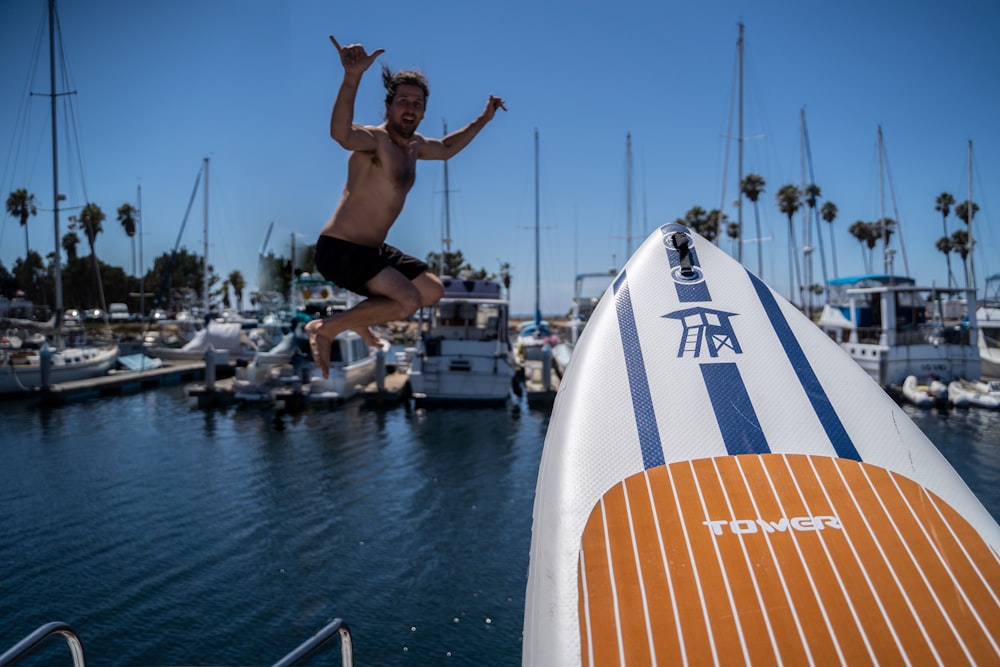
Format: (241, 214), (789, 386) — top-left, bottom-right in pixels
(305, 319), (333, 379)
(354, 327), (383, 348)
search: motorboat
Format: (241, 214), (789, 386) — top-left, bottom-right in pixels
(817, 274), (980, 387)
(407, 277), (517, 406)
(977, 273), (1000, 380)
(304, 330), (380, 402)
(948, 378), (1000, 409)
(901, 374), (944, 408)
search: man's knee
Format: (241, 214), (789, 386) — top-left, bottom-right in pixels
(422, 281), (445, 306)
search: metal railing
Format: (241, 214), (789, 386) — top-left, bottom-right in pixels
(0, 617), (352, 667)
(0, 622), (86, 667)
(271, 618), (353, 667)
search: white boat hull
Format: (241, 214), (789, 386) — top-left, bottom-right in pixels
(408, 340), (515, 405)
(0, 344), (119, 394)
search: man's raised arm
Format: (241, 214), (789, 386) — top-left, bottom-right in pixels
(420, 95), (507, 160)
(329, 35), (384, 149)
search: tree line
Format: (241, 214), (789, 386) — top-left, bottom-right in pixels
(4, 189), (504, 317)
(674, 174), (979, 308)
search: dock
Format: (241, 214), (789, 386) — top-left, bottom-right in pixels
(33, 361), (218, 406)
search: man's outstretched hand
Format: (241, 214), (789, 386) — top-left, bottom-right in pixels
(330, 34), (384, 76)
(485, 95), (508, 121)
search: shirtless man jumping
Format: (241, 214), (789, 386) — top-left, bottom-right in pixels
(305, 35), (506, 378)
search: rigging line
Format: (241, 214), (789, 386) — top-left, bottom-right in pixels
(880, 136), (910, 277)
(718, 41), (739, 220)
(55, 10), (90, 205)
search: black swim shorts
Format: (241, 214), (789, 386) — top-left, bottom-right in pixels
(314, 235), (429, 297)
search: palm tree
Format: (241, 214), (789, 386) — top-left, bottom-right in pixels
(62, 231), (80, 262)
(820, 201), (838, 279)
(227, 269), (246, 313)
(6, 188), (38, 259)
(79, 202), (109, 318)
(117, 202), (138, 276)
(776, 184), (802, 305)
(935, 235), (953, 278)
(950, 228), (971, 288)
(740, 174), (765, 276)
(935, 193), (956, 288)
(726, 221), (740, 254)
(682, 206), (711, 241)
(954, 199), (979, 289)
(848, 220), (875, 274)
(705, 209), (727, 245)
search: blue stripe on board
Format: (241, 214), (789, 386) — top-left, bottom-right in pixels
(613, 273), (666, 470)
(700, 363), (770, 455)
(747, 271), (862, 461)
(659, 224), (711, 303)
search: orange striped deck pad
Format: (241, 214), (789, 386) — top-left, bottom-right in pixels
(577, 453), (1000, 666)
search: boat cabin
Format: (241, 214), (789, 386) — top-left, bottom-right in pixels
(821, 274), (974, 347)
(423, 278), (510, 348)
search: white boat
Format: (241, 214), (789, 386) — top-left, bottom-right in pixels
(407, 277), (517, 406)
(901, 374), (944, 407)
(817, 274), (981, 387)
(0, 342), (119, 395)
(304, 330), (379, 402)
(948, 378), (1000, 409)
(523, 222), (1000, 665)
(977, 273), (1000, 380)
(516, 129), (560, 368)
(0, 0), (118, 396)
(144, 320), (253, 365)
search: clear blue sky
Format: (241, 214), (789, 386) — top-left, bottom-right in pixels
(2, 0), (998, 316)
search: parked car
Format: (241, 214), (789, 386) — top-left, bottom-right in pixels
(109, 303), (130, 322)
(63, 308), (82, 328)
(84, 308), (105, 322)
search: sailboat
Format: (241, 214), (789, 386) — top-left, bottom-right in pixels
(0, 0), (119, 396)
(816, 128), (980, 388)
(516, 130), (557, 353)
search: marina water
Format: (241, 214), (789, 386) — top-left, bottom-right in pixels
(2, 387), (999, 665)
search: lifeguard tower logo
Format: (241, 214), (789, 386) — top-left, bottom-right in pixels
(663, 307), (742, 359)
(703, 515), (842, 536)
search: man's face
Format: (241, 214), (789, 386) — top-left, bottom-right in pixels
(387, 84), (426, 138)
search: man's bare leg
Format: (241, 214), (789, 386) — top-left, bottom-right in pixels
(305, 269), (436, 378)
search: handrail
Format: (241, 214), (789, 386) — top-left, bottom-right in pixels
(1, 618), (352, 667)
(0, 622), (86, 667)
(270, 618), (353, 667)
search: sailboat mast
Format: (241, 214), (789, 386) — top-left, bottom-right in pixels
(203, 156), (209, 313)
(737, 21), (744, 264)
(534, 128), (541, 324)
(626, 132), (633, 259)
(967, 139), (976, 292)
(877, 126), (891, 276)
(442, 119), (452, 262)
(49, 0), (63, 323)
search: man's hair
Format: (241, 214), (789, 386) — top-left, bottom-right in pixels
(382, 64), (429, 106)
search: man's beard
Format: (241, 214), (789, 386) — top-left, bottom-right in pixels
(391, 117), (418, 138)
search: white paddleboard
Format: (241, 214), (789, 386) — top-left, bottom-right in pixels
(523, 223), (1000, 665)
